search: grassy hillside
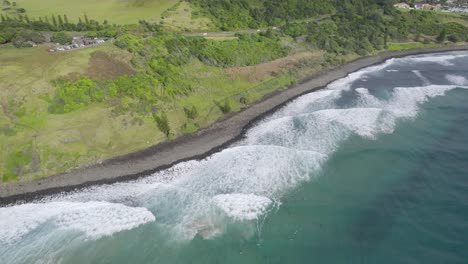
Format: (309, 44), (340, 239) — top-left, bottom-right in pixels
(2, 0), (178, 24)
(0, 37), (325, 182)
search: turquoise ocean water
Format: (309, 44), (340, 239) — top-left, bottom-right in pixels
(1, 52), (467, 264)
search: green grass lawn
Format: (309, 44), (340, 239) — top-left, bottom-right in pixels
(4, 0), (178, 24)
(160, 1), (214, 31)
(387, 42), (440, 51)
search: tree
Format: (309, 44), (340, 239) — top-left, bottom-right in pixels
(184, 106), (198, 119)
(58, 15), (64, 27)
(152, 112), (171, 137)
(64, 14), (69, 23)
(51, 31), (72, 44)
(437, 28), (446, 43)
(51, 15), (57, 27)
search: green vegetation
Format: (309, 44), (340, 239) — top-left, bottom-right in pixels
(3, 0), (468, 183)
(153, 112), (170, 137)
(50, 32), (72, 44)
(387, 42), (439, 51)
(0, 0), (178, 25)
(160, 1), (214, 31)
(188, 0), (335, 29)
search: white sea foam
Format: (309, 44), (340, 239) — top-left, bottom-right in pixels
(212, 194), (272, 221)
(328, 53), (468, 91)
(0, 202), (155, 244)
(412, 70), (431, 86)
(177, 145), (326, 197)
(270, 90), (340, 119)
(404, 53), (468, 66)
(445, 74), (468, 86)
(328, 58), (396, 90)
(245, 108), (395, 154)
(3, 51), (468, 252)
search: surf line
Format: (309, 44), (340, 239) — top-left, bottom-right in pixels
(2, 45), (468, 205)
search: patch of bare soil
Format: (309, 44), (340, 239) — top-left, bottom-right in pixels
(225, 51), (324, 82)
(86, 51), (135, 80)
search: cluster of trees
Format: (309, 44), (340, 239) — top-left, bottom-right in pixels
(50, 31), (71, 44)
(0, 14), (118, 45)
(0, 13), (109, 31)
(188, 0), (336, 29)
(162, 33), (289, 67)
(49, 73), (160, 114)
(303, 0), (395, 55)
(0, 27), (45, 46)
(279, 0), (468, 55)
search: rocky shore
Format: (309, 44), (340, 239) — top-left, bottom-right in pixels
(2, 44), (468, 205)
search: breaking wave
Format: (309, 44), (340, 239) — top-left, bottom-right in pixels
(1, 52), (467, 259)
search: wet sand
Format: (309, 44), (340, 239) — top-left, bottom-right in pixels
(2, 45), (468, 205)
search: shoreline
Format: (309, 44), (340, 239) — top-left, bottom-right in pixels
(2, 44), (468, 205)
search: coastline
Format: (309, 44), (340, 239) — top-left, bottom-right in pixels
(2, 44), (468, 205)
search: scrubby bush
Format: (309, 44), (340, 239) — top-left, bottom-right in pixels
(152, 112), (171, 137)
(51, 31), (72, 44)
(183, 106), (198, 120)
(215, 99), (232, 114)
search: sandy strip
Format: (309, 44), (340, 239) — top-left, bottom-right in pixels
(2, 45), (468, 205)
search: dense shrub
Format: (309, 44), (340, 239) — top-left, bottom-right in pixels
(183, 106), (198, 120)
(152, 112), (170, 137)
(50, 31), (72, 44)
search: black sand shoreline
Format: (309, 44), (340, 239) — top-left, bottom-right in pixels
(2, 44), (468, 205)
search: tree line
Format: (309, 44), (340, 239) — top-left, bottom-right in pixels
(0, 14), (117, 45)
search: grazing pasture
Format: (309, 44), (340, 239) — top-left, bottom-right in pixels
(4, 0), (178, 24)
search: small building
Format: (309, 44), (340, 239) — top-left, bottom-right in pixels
(415, 3), (440, 10)
(394, 3), (411, 9)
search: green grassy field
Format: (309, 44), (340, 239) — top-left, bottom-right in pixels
(0, 43), (167, 181)
(3, 0), (178, 24)
(387, 42), (440, 51)
(160, 1), (214, 31)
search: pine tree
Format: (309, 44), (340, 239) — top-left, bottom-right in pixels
(52, 15), (57, 27)
(58, 15), (64, 26)
(78, 17), (82, 23)
(24, 14), (30, 23)
(437, 28), (446, 43)
(84, 14), (89, 24)
(64, 14), (69, 24)
(1, 14), (5, 22)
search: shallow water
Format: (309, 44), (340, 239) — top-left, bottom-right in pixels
(1, 52), (468, 264)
